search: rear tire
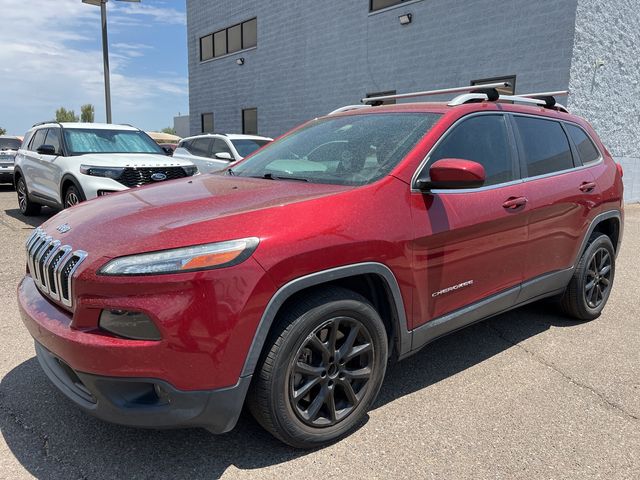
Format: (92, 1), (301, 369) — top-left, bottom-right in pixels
(63, 184), (85, 208)
(247, 287), (388, 449)
(16, 177), (41, 216)
(560, 233), (615, 321)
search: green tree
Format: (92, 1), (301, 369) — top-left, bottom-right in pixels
(0, 127), (6, 136)
(55, 107), (79, 123)
(161, 127), (177, 135)
(80, 104), (95, 123)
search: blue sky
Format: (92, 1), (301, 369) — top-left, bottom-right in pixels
(0, 0), (188, 136)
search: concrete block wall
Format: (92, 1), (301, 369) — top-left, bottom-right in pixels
(567, 0), (640, 203)
(186, 0), (578, 138)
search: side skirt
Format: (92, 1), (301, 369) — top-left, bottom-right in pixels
(404, 267), (574, 359)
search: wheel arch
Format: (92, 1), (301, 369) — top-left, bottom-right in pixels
(240, 262), (411, 378)
(575, 210), (622, 266)
(60, 174), (85, 202)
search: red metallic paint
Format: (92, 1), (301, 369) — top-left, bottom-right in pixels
(18, 101), (623, 396)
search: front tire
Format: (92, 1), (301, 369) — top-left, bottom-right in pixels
(561, 233), (615, 321)
(248, 287), (388, 449)
(16, 177), (41, 216)
(63, 184), (85, 208)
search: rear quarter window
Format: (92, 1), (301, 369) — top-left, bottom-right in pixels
(565, 124), (601, 165)
(514, 116), (574, 177)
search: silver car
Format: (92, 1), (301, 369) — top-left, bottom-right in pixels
(172, 133), (272, 173)
(0, 136), (22, 186)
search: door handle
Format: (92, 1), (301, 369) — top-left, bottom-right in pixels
(502, 196), (528, 209)
(579, 181), (596, 192)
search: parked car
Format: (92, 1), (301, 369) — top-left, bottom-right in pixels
(14, 122), (198, 215)
(173, 133), (272, 173)
(0, 136), (22, 186)
(17, 85), (623, 449)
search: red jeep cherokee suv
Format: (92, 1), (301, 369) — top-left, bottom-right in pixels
(18, 85), (623, 448)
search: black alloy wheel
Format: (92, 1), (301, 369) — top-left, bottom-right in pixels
(288, 316), (374, 427)
(64, 185), (84, 208)
(16, 177), (41, 216)
(583, 247), (612, 309)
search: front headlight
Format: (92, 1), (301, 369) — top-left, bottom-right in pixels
(80, 165), (125, 179)
(99, 237), (259, 276)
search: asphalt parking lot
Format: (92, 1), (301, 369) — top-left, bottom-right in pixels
(0, 184), (638, 479)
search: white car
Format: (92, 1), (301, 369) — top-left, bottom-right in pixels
(172, 133), (272, 173)
(0, 136), (22, 186)
(14, 122), (198, 215)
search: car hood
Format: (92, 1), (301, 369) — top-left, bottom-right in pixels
(75, 153), (194, 167)
(42, 174), (353, 262)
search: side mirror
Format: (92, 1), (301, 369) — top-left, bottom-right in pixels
(416, 158), (485, 191)
(37, 144), (57, 156)
(162, 146), (173, 156)
(214, 152), (233, 161)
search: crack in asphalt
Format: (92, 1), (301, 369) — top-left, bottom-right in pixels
(0, 392), (90, 479)
(487, 323), (639, 422)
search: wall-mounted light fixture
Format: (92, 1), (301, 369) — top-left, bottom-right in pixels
(236, 57), (245, 65)
(399, 13), (412, 25)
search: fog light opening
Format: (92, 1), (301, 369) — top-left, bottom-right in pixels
(99, 309), (162, 341)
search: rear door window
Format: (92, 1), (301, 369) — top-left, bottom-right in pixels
(565, 124), (601, 165)
(190, 138), (212, 157)
(514, 116), (574, 177)
(428, 114), (515, 186)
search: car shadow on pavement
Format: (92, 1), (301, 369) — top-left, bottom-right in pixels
(0, 185), (57, 228)
(0, 301), (582, 479)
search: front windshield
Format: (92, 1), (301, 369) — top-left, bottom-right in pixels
(232, 113), (441, 185)
(63, 129), (165, 155)
(231, 139), (270, 157)
(0, 138), (21, 150)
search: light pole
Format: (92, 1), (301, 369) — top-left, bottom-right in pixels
(82, 0), (140, 124)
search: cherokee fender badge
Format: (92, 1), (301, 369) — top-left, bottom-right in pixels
(56, 223), (71, 234)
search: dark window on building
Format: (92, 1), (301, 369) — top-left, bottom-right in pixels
(514, 116), (574, 177)
(201, 113), (214, 133)
(200, 18), (257, 61)
(471, 75), (516, 95)
(566, 124), (601, 165)
(213, 30), (227, 57)
(227, 24), (242, 53)
(44, 128), (61, 154)
(200, 34), (213, 61)
(428, 115), (514, 186)
(366, 90), (397, 105)
(370, 0), (410, 12)
(190, 138), (212, 157)
(243, 108), (258, 135)
(29, 129), (47, 151)
(243, 18), (257, 48)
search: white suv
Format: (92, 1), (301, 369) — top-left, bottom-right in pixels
(14, 122), (198, 215)
(172, 133), (272, 173)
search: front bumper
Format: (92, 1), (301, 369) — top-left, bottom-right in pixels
(35, 341), (250, 432)
(0, 164), (14, 182)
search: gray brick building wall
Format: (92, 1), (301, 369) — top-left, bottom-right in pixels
(186, 0), (639, 202)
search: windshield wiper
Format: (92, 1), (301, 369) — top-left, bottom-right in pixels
(259, 173), (309, 182)
(226, 168), (235, 176)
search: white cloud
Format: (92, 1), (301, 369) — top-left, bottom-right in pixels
(0, 0), (187, 135)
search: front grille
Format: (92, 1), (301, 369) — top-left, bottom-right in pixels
(26, 228), (87, 308)
(116, 167), (188, 188)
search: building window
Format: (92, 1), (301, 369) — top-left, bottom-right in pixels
(201, 113), (214, 133)
(370, 0), (411, 12)
(366, 90), (397, 105)
(471, 75), (516, 95)
(242, 108), (258, 135)
(200, 35), (213, 61)
(200, 18), (257, 61)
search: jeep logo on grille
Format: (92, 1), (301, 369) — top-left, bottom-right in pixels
(56, 223), (71, 234)
(151, 172), (167, 181)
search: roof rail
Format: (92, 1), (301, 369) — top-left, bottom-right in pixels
(329, 105), (373, 115)
(448, 90), (569, 113)
(361, 82), (510, 105)
(31, 121), (61, 128)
